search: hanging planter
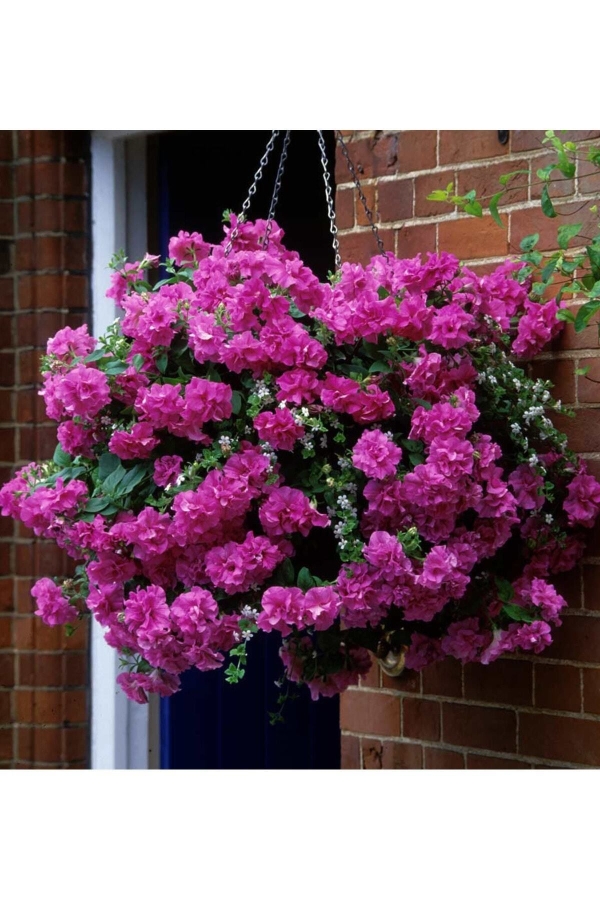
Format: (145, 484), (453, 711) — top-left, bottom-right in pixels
(2, 131), (600, 709)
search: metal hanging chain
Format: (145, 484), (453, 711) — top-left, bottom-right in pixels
(262, 130), (291, 250)
(335, 130), (386, 257)
(225, 130), (280, 256)
(317, 129), (341, 270)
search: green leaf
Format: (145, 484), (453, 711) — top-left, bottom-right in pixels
(368, 360), (391, 375)
(98, 452), (122, 480)
(231, 391), (242, 415)
(52, 445), (72, 467)
(278, 558), (295, 587)
(556, 309), (576, 324)
(495, 577), (514, 604)
(104, 360), (129, 376)
(574, 299), (600, 332)
(540, 257), (558, 283)
(575, 365), (590, 377)
(536, 164), (556, 182)
(131, 353), (145, 372)
(464, 200), (483, 217)
(84, 348), (108, 363)
(587, 245), (600, 280)
(426, 190), (449, 202)
(503, 603), (535, 623)
(156, 353), (169, 374)
(489, 191), (504, 228)
(297, 567), (316, 591)
(498, 169), (529, 186)
(541, 184), (557, 218)
(520, 233), (539, 252)
(84, 497), (119, 514)
(557, 223), (583, 250)
(115, 464), (149, 498)
(101, 463), (127, 495)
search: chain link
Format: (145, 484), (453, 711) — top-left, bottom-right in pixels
(317, 129), (341, 271)
(262, 130), (291, 250)
(224, 130), (280, 256)
(335, 130), (386, 257)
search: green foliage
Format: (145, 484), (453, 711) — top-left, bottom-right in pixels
(428, 130), (600, 337)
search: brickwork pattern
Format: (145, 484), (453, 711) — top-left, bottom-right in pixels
(336, 130), (600, 769)
(0, 131), (90, 767)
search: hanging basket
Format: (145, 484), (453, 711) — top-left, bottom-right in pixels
(2, 131), (599, 710)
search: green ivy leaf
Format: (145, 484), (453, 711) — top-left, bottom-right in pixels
(231, 391), (242, 415)
(52, 445), (72, 467)
(489, 191), (504, 228)
(98, 452), (122, 480)
(541, 185), (557, 218)
(495, 577), (514, 604)
(574, 299), (600, 333)
(464, 200), (483, 217)
(297, 567), (316, 591)
(557, 223), (583, 250)
(498, 169), (529, 186)
(155, 353), (169, 374)
(503, 603), (535, 623)
(426, 190), (450, 202)
(520, 233), (539, 252)
(587, 245), (600, 281)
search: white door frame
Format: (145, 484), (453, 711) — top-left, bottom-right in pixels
(90, 129), (163, 768)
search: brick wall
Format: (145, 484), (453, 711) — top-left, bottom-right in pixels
(336, 129), (600, 769)
(0, 131), (90, 767)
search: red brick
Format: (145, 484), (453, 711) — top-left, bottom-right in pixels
(0, 279), (13, 311)
(362, 738), (384, 769)
(513, 131), (600, 154)
(551, 569), (581, 610)
(456, 160), (529, 208)
(438, 215), (508, 260)
(545, 615), (600, 664)
(577, 358), (600, 404)
(534, 663), (581, 712)
(0, 132), (12, 162)
(414, 171), (456, 218)
(335, 188), (354, 230)
(377, 179), (413, 222)
(21, 725), (62, 764)
(396, 223), (436, 258)
(578, 157), (600, 196)
(0, 167), (12, 201)
(519, 711), (600, 765)
(511, 201), (598, 255)
(64, 273), (88, 309)
(18, 653), (63, 688)
(582, 668), (600, 714)
(583, 566), (600, 611)
(440, 131), (509, 165)
(549, 409), (600, 454)
(0, 652), (14, 687)
(356, 183), (376, 227)
(422, 657), (463, 698)
(0, 691), (11, 724)
(464, 659), (533, 707)
(0, 203), (13, 237)
(402, 697), (440, 742)
(341, 734), (360, 769)
(466, 753), (530, 769)
(423, 746), (464, 768)
(398, 131), (437, 173)
(336, 134), (400, 182)
(552, 316), (600, 351)
(381, 740), (423, 769)
(0, 352), (15, 386)
(340, 690), (400, 737)
(530, 359), (575, 405)
(359, 655), (380, 689)
(338, 228), (394, 267)
(442, 703), (517, 753)
(64, 726), (87, 763)
(64, 653), (87, 687)
(33, 618), (63, 652)
(531, 151), (577, 200)
(65, 235), (86, 270)
(0, 617), (11, 649)
(0, 581), (13, 612)
(14, 617), (34, 651)
(0, 727), (12, 760)
(63, 690), (87, 724)
(381, 665), (420, 693)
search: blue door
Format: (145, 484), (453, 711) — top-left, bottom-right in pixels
(150, 130), (341, 769)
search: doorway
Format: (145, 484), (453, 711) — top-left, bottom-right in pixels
(147, 130), (341, 769)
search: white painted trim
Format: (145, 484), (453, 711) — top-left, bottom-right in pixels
(90, 130), (159, 769)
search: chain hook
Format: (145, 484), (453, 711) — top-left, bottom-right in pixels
(335, 131), (386, 258)
(317, 130), (341, 270)
(262, 130), (291, 251)
(224, 130), (280, 256)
